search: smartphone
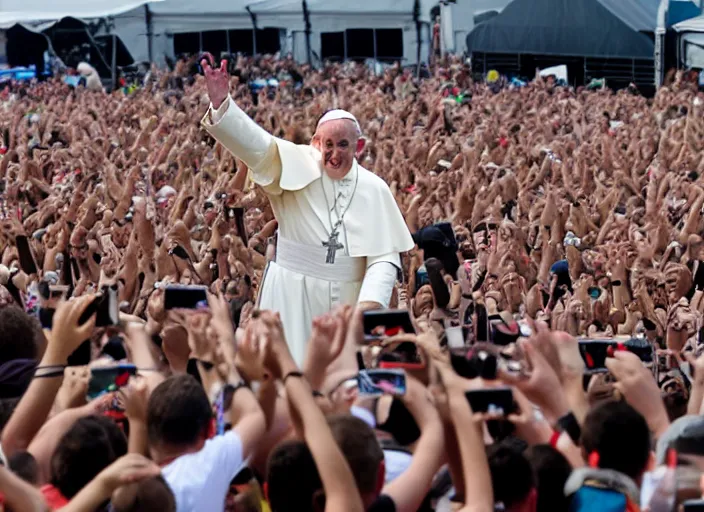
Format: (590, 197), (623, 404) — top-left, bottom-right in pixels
(426, 258), (450, 308)
(231, 207), (248, 245)
(15, 235), (38, 275)
(683, 500), (704, 511)
(695, 263), (704, 291)
(363, 309), (416, 342)
(465, 387), (514, 415)
(356, 352), (366, 371)
(414, 266), (430, 294)
(38, 283), (69, 300)
(358, 369), (407, 396)
(451, 347), (498, 379)
(445, 326), (465, 350)
(579, 338), (654, 373)
(86, 364), (137, 400)
(164, 284), (208, 310)
(78, 286), (119, 327)
(169, 245), (191, 260)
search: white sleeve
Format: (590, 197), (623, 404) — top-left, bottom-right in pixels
(209, 97), (231, 124)
(358, 253), (400, 307)
(201, 96), (280, 188)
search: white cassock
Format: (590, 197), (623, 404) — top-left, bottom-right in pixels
(202, 97), (414, 364)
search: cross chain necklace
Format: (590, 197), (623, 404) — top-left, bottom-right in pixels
(320, 167), (359, 264)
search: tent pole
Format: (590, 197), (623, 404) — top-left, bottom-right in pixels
(655, 0), (669, 88)
(302, 0), (312, 65)
(144, 4), (153, 62)
(246, 7), (258, 55)
(344, 31), (347, 60)
(111, 33), (117, 92)
(414, 0), (421, 76)
(373, 28), (377, 64)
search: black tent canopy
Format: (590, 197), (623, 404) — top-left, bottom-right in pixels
(466, 0), (654, 60)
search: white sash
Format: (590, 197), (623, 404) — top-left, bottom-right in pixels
(276, 236), (365, 283)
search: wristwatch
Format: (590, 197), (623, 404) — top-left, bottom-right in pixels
(555, 412), (581, 445)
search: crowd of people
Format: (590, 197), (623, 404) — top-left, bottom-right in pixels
(0, 51), (703, 511)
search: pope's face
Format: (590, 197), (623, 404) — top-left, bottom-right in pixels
(313, 120), (362, 180)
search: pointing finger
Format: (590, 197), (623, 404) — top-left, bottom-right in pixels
(220, 59), (228, 73)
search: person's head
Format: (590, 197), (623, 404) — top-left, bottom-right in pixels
(8, 451), (39, 485)
(327, 415), (385, 508)
(110, 475), (176, 512)
(655, 415), (704, 465)
(487, 441), (536, 512)
(266, 440), (323, 512)
(0, 305), (43, 363)
(147, 375), (213, 462)
(312, 111), (365, 180)
(50, 415), (128, 498)
(581, 400), (651, 483)
(525, 445), (572, 512)
(266, 415), (385, 511)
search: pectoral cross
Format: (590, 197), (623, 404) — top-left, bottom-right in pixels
(323, 231), (344, 264)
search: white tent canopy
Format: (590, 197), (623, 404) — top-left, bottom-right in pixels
(107, 0), (433, 65)
(674, 13), (704, 68)
(0, 0), (161, 28)
(674, 12), (704, 31)
(0, 0), (668, 68)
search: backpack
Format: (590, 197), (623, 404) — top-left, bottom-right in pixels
(566, 468), (640, 512)
(569, 484), (639, 512)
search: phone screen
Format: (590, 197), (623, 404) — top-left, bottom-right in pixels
(87, 364), (137, 400)
(164, 284), (208, 310)
(465, 387), (514, 415)
(358, 369), (407, 396)
(363, 309), (416, 342)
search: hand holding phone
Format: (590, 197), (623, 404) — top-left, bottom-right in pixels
(78, 285), (119, 327)
(579, 338), (654, 374)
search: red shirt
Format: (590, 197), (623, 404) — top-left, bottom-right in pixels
(41, 484), (68, 510)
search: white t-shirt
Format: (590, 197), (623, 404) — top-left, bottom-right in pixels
(162, 430), (245, 512)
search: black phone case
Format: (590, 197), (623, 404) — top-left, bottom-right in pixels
(164, 285), (208, 310)
(465, 388), (514, 413)
(15, 235), (37, 275)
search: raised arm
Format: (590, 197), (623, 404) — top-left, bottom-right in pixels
(200, 58), (282, 190)
(259, 311), (364, 512)
(2, 296), (97, 458)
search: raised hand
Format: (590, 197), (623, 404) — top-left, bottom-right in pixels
(119, 376), (150, 424)
(47, 296), (98, 364)
(201, 56), (230, 110)
(605, 350), (670, 438)
(304, 307), (350, 373)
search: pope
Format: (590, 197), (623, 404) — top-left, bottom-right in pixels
(200, 58), (414, 364)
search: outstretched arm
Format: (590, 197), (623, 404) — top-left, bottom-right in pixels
(200, 58), (282, 191)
